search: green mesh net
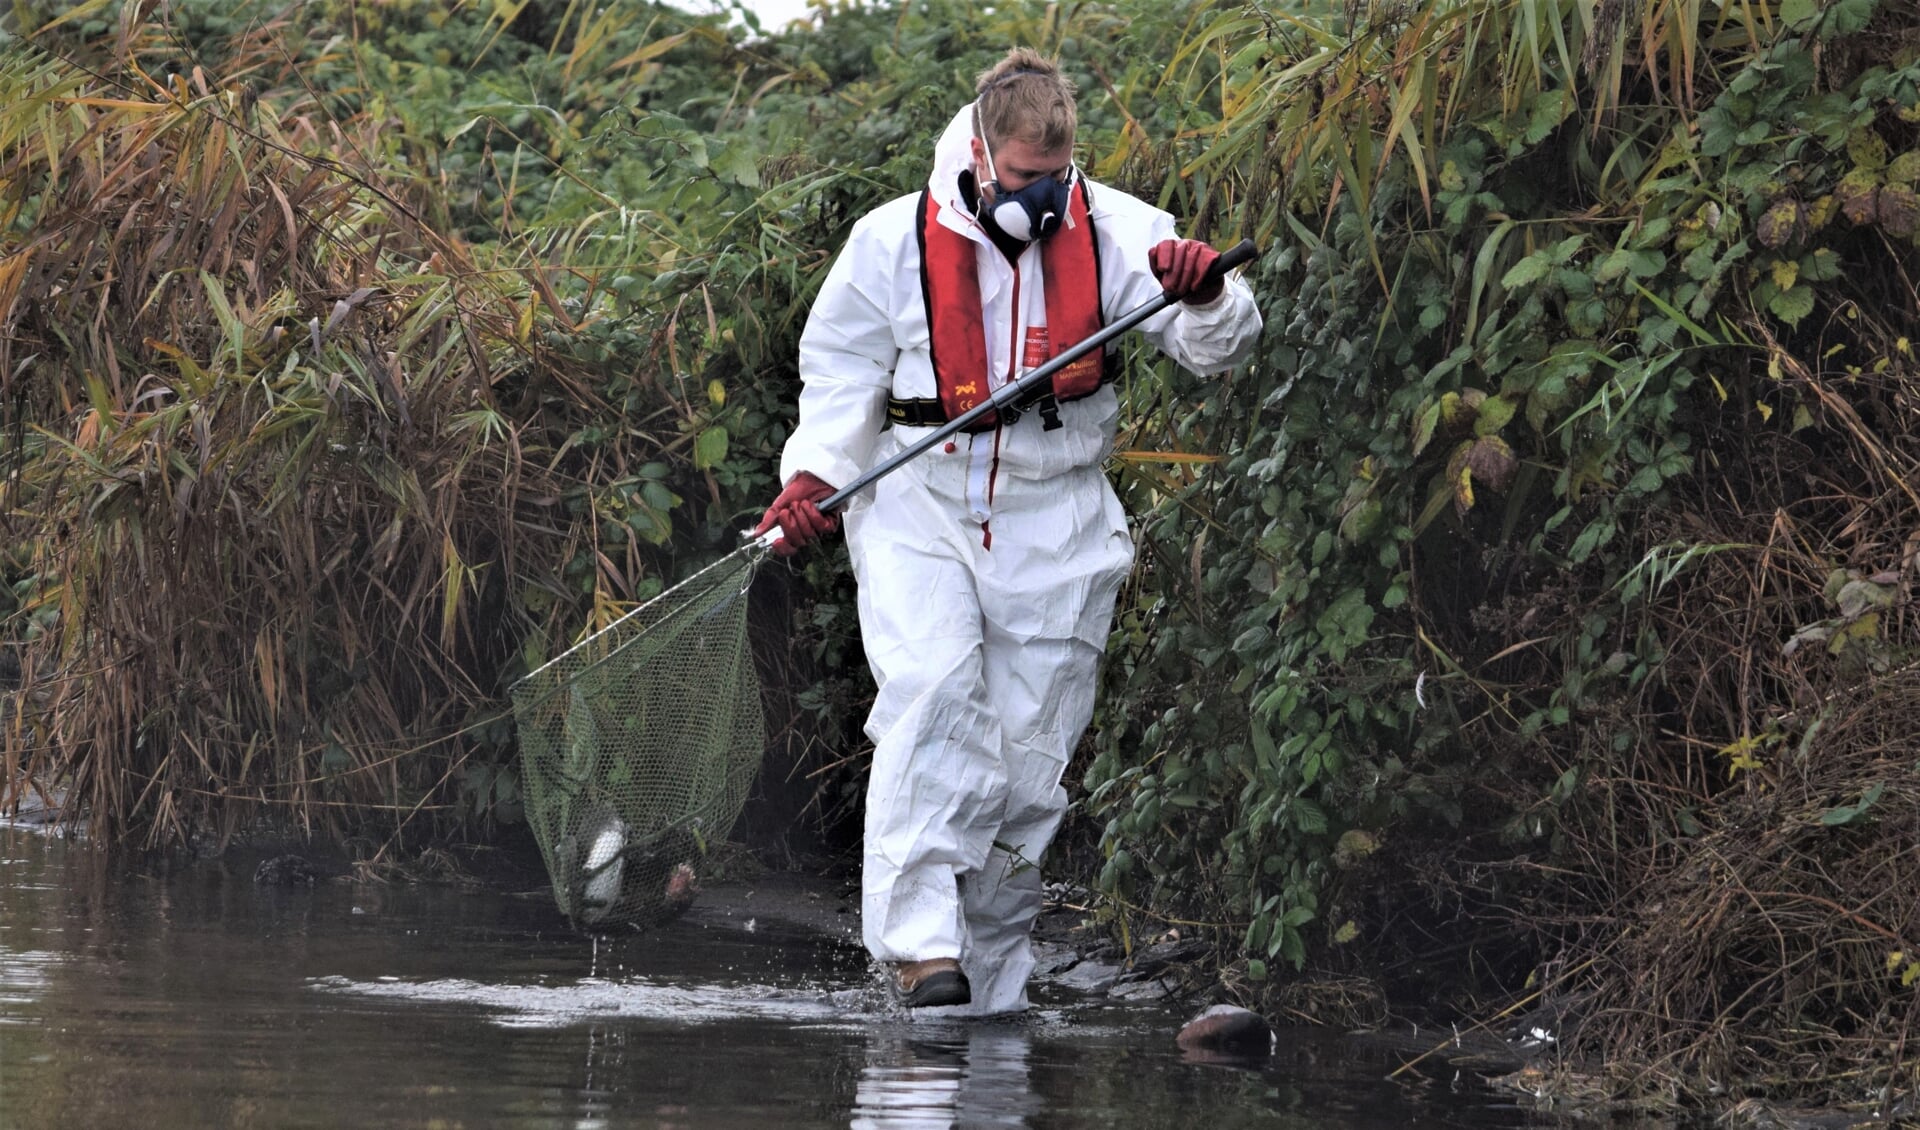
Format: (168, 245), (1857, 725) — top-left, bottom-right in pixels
(512, 546), (768, 930)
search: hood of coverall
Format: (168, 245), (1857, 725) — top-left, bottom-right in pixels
(928, 104), (983, 220)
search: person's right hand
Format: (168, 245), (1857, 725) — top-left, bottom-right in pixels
(753, 471), (839, 556)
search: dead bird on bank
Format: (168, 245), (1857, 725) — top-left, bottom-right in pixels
(553, 806), (705, 930)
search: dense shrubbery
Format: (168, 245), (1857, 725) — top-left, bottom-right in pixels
(5, 0), (1920, 1112)
(1080, 0), (1920, 1111)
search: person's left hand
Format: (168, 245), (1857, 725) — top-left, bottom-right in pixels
(1150, 239), (1225, 305)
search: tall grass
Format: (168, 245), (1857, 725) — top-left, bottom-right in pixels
(0, 23), (601, 849)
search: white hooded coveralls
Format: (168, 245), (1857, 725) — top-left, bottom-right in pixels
(781, 105), (1262, 1014)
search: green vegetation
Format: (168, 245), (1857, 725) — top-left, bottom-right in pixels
(3, 0), (1919, 1114)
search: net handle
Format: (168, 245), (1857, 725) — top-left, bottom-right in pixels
(750, 237), (1260, 548)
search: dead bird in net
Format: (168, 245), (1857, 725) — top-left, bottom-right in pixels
(552, 804), (706, 929)
(515, 548), (763, 932)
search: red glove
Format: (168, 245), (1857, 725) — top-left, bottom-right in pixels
(753, 471), (839, 556)
(1150, 239), (1224, 305)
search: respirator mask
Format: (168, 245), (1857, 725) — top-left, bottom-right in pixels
(976, 132), (1074, 243)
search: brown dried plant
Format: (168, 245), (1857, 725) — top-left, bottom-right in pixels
(0, 24), (610, 850)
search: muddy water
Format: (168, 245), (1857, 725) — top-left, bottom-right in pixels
(0, 827), (1530, 1128)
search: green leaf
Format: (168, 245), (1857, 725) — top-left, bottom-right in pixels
(1628, 250), (1665, 278)
(1774, 0), (1820, 29)
(1250, 721), (1279, 770)
(713, 142), (761, 188)
(1279, 926), (1307, 967)
(692, 425), (729, 470)
(1628, 216), (1672, 250)
(641, 481), (681, 512)
(1569, 518), (1614, 564)
(1819, 782), (1886, 826)
(1338, 499), (1383, 543)
(1819, 0), (1876, 36)
(1800, 248), (1842, 282)
(1770, 284), (1816, 326)
(1501, 254), (1550, 289)
(1683, 244), (1719, 281)
(1473, 395), (1518, 436)
(1549, 235), (1587, 264)
(1596, 248), (1637, 282)
(1525, 89), (1574, 144)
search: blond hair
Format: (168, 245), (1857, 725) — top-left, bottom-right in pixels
(973, 48), (1076, 151)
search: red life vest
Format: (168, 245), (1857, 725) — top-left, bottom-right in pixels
(900, 181), (1108, 432)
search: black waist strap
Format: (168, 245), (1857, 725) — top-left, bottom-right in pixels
(884, 397), (1000, 428)
(885, 395), (1048, 432)
(886, 364), (1115, 432)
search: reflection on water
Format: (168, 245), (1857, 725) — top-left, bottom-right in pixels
(852, 1028), (1040, 1129)
(0, 826), (1528, 1129)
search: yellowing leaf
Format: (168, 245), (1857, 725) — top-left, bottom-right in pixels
(1848, 127), (1890, 172)
(1464, 434), (1518, 491)
(1838, 169), (1881, 224)
(1806, 195), (1838, 229)
(1113, 451), (1222, 464)
(607, 30), (692, 70)
(1452, 460), (1475, 515)
(1888, 151), (1920, 186)
(1771, 258), (1800, 291)
(1718, 733), (1772, 780)
(1881, 183), (1919, 237)
(1756, 198), (1803, 248)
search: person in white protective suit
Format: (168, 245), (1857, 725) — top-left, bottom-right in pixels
(755, 47), (1262, 1014)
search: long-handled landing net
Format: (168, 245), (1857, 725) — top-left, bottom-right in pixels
(512, 545), (769, 929)
(510, 240), (1258, 931)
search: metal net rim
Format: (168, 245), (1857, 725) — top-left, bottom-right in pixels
(509, 541), (768, 714)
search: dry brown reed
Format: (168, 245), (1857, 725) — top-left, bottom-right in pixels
(0, 21), (621, 850)
(1475, 332), (1920, 1109)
